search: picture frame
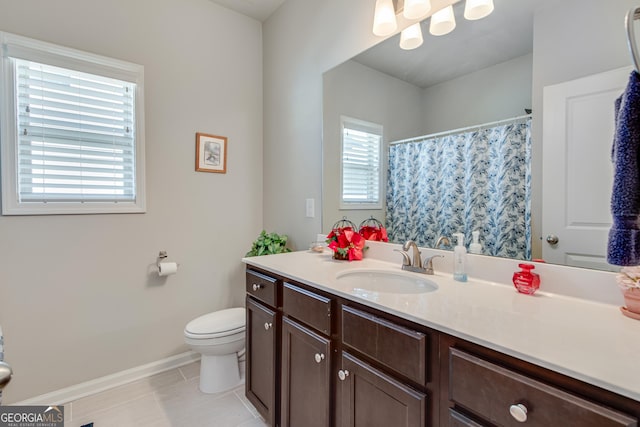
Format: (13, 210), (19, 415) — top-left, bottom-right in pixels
(196, 133), (227, 173)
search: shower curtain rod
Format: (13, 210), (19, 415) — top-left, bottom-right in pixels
(390, 114), (532, 146)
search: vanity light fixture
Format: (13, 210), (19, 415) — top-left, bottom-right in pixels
(373, 0), (398, 36)
(429, 5), (456, 36)
(464, 0), (494, 20)
(372, 0), (495, 50)
(400, 22), (424, 50)
(403, 0), (432, 20)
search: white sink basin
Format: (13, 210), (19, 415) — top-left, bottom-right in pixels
(335, 269), (438, 294)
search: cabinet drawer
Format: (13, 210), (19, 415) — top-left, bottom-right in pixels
(246, 270), (278, 307)
(449, 348), (637, 427)
(342, 306), (427, 385)
(282, 283), (332, 335)
(448, 409), (483, 427)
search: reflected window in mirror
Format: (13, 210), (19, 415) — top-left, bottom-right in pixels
(340, 116), (382, 210)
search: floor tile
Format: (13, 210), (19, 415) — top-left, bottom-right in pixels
(234, 387), (259, 418)
(63, 363), (261, 427)
(69, 394), (171, 427)
(155, 380), (254, 427)
(178, 361), (200, 381)
(70, 368), (184, 421)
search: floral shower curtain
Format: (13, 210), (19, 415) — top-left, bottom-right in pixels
(386, 118), (531, 260)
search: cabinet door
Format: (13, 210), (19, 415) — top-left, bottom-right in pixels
(337, 352), (427, 427)
(246, 297), (278, 426)
(281, 317), (331, 427)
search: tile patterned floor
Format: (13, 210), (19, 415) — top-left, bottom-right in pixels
(63, 361), (267, 427)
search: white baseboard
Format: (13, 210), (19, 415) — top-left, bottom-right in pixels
(15, 351), (200, 406)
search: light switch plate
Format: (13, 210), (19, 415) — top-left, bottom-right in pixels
(305, 198), (315, 218)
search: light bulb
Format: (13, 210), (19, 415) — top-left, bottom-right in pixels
(429, 5), (456, 36)
(464, 0), (494, 20)
(373, 0), (398, 37)
(400, 23), (424, 50)
(403, 0), (432, 20)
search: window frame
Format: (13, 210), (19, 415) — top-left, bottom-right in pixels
(0, 31), (146, 215)
(339, 116), (383, 210)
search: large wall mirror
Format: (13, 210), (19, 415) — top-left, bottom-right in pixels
(322, 0), (637, 272)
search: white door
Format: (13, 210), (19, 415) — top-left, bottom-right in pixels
(542, 67), (631, 271)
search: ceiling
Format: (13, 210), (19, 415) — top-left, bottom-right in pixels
(208, 0), (286, 22)
(208, 0), (536, 88)
(353, 0), (536, 88)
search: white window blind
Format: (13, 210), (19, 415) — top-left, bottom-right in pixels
(16, 59), (136, 203)
(341, 117), (382, 208)
(0, 31), (145, 215)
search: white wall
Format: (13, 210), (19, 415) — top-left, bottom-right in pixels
(422, 54), (533, 134)
(322, 60), (424, 232)
(0, 0), (262, 403)
(263, 0), (457, 249)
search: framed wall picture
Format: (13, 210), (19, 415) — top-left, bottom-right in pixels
(196, 133), (227, 173)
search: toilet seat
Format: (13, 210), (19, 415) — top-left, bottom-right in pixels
(184, 307), (245, 340)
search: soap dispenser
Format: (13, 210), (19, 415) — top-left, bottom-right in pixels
(469, 230), (482, 254)
(453, 232), (467, 282)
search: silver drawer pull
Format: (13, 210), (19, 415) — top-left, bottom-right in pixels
(509, 403), (528, 422)
(264, 322), (272, 331)
(314, 353), (325, 363)
(337, 369), (349, 381)
(252, 283), (264, 291)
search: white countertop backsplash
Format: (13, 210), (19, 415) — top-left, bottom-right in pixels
(242, 241), (639, 402)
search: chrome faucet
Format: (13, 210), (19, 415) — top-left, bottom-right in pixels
(395, 240), (443, 274)
(403, 240), (422, 269)
(435, 236), (451, 249)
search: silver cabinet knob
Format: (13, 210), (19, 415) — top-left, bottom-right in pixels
(264, 322), (272, 331)
(509, 403), (528, 422)
(252, 283), (263, 291)
(546, 234), (559, 245)
(337, 369), (350, 381)
(314, 353), (325, 363)
(0, 361), (12, 390)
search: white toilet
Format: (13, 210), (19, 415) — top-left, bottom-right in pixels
(184, 307), (246, 393)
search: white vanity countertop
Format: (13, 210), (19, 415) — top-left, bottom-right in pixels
(242, 249), (640, 402)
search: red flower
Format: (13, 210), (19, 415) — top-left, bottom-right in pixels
(326, 227), (365, 261)
(359, 226), (389, 242)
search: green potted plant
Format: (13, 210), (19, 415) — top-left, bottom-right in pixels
(246, 230), (292, 257)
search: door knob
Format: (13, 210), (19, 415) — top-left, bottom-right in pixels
(0, 361), (12, 390)
(252, 283), (264, 291)
(264, 322), (272, 330)
(546, 234), (559, 245)
(338, 369), (350, 381)
(314, 353), (325, 363)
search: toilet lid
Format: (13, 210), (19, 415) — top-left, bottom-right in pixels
(185, 307), (245, 336)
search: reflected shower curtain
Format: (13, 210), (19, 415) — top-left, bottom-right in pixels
(386, 118), (531, 260)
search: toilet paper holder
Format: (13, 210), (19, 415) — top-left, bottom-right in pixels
(157, 251), (168, 267)
(156, 251), (179, 276)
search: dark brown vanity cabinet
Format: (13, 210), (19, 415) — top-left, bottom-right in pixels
(337, 305), (429, 427)
(337, 352), (427, 427)
(245, 270), (280, 426)
(442, 339), (639, 427)
(280, 282), (334, 427)
(245, 267), (640, 427)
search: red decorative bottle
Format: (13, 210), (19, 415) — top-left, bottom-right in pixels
(512, 263), (540, 295)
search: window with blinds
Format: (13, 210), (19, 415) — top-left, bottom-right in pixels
(340, 117), (382, 209)
(0, 31), (145, 215)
